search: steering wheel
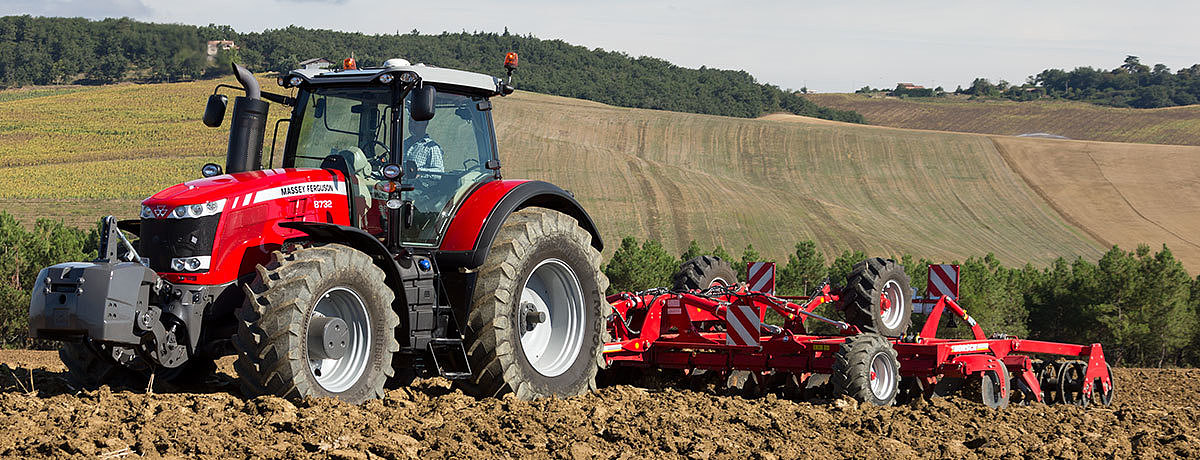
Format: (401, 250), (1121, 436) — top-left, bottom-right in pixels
(361, 139), (390, 163)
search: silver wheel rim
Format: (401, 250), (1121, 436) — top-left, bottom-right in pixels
(881, 279), (906, 330)
(519, 258), (586, 377)
(307, 287), (371, 393)
(710, 277), (729, 287)
(869, 351), (897, 400)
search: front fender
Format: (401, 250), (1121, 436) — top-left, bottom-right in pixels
(437, 180), (602, 269)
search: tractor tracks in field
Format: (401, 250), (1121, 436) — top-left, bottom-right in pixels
(989, 137), (1111, 249)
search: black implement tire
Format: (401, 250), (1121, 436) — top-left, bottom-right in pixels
(59, 340), (216, 390)
(841, 258), (912, 337)
(234, 243), (399, 404)
(673, 256), (738, 290)
(459, 208), (609, 399)
(830, 333), (900, 406)
(965, 364), (1010, 409)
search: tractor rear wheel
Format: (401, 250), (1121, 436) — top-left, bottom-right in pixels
(673, 255), (738, 290)
(234, 243), (399, 404)
(831, 333), (900, 406)
(842, 258), (912, 337)
(460, 208), (609, 399)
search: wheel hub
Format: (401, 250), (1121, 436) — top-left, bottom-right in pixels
(880, 280), (906, 330)
(306, 287), (371, 393)
(519, 259), (586, 378)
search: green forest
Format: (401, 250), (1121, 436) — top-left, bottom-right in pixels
(0, 15), (863, 122)
(959, 56), (1200, 108)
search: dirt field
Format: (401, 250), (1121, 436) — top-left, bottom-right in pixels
(1, 350), (1197, 459)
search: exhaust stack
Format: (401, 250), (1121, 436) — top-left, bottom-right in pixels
(225, 63), (269, 174)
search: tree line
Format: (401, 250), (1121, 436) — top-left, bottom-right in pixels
(958, 56), (1200, 108)
(0, 16), (863, 122)
(603, 236), (1200, 368)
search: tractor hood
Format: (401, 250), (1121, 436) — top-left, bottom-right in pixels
(142, 168), (346, 214)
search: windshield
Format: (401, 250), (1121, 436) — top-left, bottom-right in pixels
(283, 85), (497, 246)
(290, 87), (394, 169)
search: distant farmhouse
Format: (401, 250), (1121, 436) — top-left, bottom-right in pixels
(206, 40), (238, 63)
(891, 82), (935, 97)
(299, 58), (334, 70)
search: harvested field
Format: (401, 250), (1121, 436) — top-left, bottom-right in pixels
(1, 350), (1197, 459)
(806, 93), (1200, 146)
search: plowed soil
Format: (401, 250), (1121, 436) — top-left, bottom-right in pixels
(1, 351), (1197, 459)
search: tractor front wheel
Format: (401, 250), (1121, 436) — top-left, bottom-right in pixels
(460, 208), (609, 399)
(673, 255), (738, 290)
(234, 243), (399, 404)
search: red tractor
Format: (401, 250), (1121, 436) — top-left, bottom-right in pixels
(29, 56), (610, 402)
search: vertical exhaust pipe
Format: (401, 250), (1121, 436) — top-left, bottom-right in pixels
(225, 63), (269, 173)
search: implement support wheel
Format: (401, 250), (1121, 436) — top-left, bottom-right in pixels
(831, 333), (900, 406)
(965, 363), (1010, 409)
(842, 258), (912, 337)
(673, 255), (738, 290)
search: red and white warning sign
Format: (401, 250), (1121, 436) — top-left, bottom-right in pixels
(747, 261), (775, 294)
(914, 264), (960, 313)
(725, 304), (761, 346)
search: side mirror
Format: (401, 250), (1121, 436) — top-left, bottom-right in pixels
(202, 94), (228, 127)
(410, 85), (436, 122)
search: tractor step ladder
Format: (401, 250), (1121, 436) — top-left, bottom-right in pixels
(428, 337), (472, 380)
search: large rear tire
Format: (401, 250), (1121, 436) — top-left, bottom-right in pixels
(234, 243), (399, 404)
(830, 333), (900, 406)
(673, 255), (738, 290)
(842, 258), (912, 337)
(460, 208), (609, 399)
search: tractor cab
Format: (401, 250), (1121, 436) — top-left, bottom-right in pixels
(276, 60), (507, 248)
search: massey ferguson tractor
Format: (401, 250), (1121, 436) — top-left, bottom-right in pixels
(28, 55), (1115, 409)
(29, 55), (609, 402)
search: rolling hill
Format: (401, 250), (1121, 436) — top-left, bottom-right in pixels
(1, 77), (1197, 271)
(807, 93), (1200, 146)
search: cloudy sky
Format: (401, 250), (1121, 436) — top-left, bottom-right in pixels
(3, 0), (1198, 92)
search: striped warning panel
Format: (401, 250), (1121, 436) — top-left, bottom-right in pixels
(747, 261), (775, 294)
(926, 264), (960, 299)
(725, 304), (761, 346)
(914, 264), (960, 314)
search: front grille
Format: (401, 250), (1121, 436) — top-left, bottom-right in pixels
(139, 214), (220, 272)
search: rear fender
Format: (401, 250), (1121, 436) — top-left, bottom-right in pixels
(437, 180), (602, 269)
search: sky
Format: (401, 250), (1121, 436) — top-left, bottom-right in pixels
(3, 0), (1199, 92)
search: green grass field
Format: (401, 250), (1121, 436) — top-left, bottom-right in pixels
(807, 93), (1200, 146)
(0, 78), (1145, 269)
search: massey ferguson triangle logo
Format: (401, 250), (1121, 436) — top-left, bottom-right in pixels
(153, 205), (169, 218)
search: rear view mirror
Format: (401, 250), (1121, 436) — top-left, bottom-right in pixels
(410, 85), (436, 121)
(202, 94), (228, 127)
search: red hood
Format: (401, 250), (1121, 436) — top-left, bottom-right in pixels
(142, 168), (344, 207)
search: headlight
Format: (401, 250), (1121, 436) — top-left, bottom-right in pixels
(169, 256), (211, 272)
(167, 199), (226, 219)
(140, 205), (154, 219)
(378, 73), (395, 84)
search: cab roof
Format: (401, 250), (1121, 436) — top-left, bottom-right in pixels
(287, 62), (504, 96)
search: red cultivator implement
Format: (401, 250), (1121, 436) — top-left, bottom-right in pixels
(602, 257), (1115, 408)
